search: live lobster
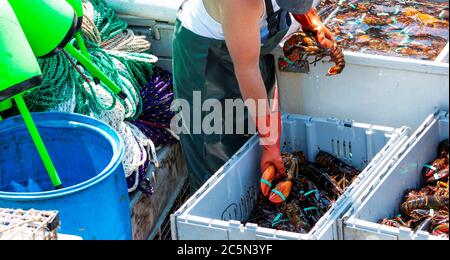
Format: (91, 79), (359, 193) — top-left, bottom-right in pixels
(380, 139), (449, 238)
(279, 31), (346, 76)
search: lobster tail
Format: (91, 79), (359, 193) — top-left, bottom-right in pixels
(327, 46), (346, 76)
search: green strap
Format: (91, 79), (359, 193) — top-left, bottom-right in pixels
(273, 213), (282, 223)
(271, 213), (289, 227)
(260, 178), (272, 188)
(424, 164), (437, 172)
(303, 207), (318, 212)
(271, 189), (287, 201)
(282, 56), (295, 65)
(304, 190), (319, 197)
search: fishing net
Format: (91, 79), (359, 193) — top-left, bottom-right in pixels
(23, 0), (176, 194)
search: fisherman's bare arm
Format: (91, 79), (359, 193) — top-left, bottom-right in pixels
(220, 0), (269, 117)
(220, 0), (285, 174)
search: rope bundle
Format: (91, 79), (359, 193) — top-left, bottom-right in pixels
(24, 0), (173, 194)
(82, 0), (151, 53)
(131, 67), (178, 148)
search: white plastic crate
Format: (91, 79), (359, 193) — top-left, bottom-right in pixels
(276, 52), (449, 131)
(105, 0), (182, 24)
(342, 111), (449, 240)
(0, 208), (59, 240)
(171, 114), (409, 240)
(277, 2), (449, 130)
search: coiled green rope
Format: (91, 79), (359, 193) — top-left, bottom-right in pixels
(21, 0), (162, 192)
(89, 0), (127, 42)
(25, 0), (153, 120)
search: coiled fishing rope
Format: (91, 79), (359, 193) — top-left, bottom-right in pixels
(24, 0), (165, 194)
(131, 67), (179, 147)
(82, 0), (151, 53)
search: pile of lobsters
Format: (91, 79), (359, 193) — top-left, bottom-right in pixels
(250, 151), (360, 233)
(380, 139), (449, 238)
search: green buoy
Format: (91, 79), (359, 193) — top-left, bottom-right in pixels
(8, 0), (78, 58)
(8, 0), (128, 100)
(0, 0), (62, 189)
(0, 1), (42, 101)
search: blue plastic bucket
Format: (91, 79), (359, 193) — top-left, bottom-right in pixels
(0, 112), (131, 240)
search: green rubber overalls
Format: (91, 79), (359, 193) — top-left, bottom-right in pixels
(173, 0), (291, 191)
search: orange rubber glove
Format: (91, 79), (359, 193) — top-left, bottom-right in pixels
(259, 87), (285, 196)
(293, 8), (336, 49)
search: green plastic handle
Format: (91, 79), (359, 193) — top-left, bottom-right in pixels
(66, 0), (84, 18)
(64, 44), (127, 99)
(75, 32), (91, 59)
(14, 95), (63, 189)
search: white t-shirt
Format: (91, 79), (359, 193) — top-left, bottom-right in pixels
(178, 0), (281, 41)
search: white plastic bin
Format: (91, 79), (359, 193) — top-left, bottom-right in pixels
(277, 1), (449, 130)
(171, 114), (409, 240)
(342, 111), (449, 240)
(277, 51), (449, 131)
(105, 0), (183, 24)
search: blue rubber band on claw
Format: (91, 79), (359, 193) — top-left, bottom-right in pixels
(303, 207), (318, 212)
(304, 190), (319, 196)
(271, 189), (287, 201)
(424, 164), (438, 173)
(261, 179), (272, 187)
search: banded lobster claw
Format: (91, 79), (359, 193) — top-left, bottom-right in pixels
(268, 156), (299, 204)
(424, 157), (447, 178)
(433, 223), (449, 235)
(260, 165), (285, 197)
(269, 180), (293, 204)
(426, 165), (449, 183)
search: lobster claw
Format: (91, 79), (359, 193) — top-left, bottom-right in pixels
(269, 180), (293, 204)
(426, 166), (449, 183)
(278, 58), (290, 71)
(327, 66), (341, 76)
(424, 158), (447, 177)
(435, 223), (449, 233)
(261, 165), (276, 197)
(261, 165), (286, 197)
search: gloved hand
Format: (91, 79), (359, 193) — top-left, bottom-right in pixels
(259, 88), (285, 197)
(293, 8), (336, 49)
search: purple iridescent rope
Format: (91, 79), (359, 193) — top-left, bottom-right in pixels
(131, 66), (176, 147)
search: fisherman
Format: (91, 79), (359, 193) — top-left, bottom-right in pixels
(172, 0), (336, 192)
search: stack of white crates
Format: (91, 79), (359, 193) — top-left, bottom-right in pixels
(171, 114), (409, 240)
(342, 111), (449, 240)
